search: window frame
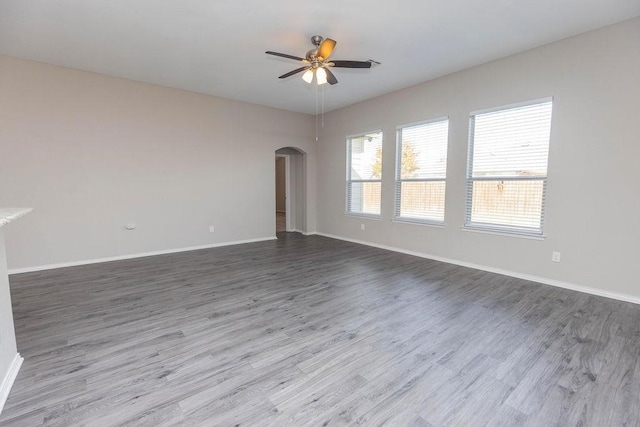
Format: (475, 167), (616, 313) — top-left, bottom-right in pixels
(464, 97), (553, 238)
(394, 117), (449, 226)
(345, 130), (383, 218)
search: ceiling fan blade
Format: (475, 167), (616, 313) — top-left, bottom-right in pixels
(325, 68), (338, 85)
(330, 60), (372, 68)
(317, 38), (336, 60)
(278, 66), (310, 79)
(266, 51), (305, 62)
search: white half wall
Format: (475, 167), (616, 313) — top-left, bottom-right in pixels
(0, 231), (22, 414)
(316, 18), (640, 299)
(0, 56), (317, 270)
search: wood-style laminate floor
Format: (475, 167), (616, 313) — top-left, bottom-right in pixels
(1, 233), (640, 426)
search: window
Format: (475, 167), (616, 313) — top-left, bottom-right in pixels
(466, 99), (553, 236)
(346, 131), (383, 216)
(395, 118), (449, 223)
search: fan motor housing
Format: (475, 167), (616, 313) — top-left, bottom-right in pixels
(310, 35), (323, 47)
(306, 35), (324, 62)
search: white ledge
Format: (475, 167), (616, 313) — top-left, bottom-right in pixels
(0, 208), (33, 228)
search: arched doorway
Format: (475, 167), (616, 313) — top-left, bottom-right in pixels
(275, 147), (306, 235)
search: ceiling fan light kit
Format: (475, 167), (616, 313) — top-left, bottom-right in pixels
(266, 35), (377, 86)
(315, 67), (328, 85)
(302, 69), (314, 84)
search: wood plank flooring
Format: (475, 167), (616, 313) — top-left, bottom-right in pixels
(1, 233), (639, 426)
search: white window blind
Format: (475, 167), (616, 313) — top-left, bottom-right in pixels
(347, 131), (383, 216)
(395, 119), (449, 223)
(466, 99), (553, 235)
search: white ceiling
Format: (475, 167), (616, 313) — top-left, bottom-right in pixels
(1, 1), (638, 115)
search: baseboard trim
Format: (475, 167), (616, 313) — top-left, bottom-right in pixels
(9, 237), (277, 275)
(10, 231), (638, 306)
(315, 232), (640, 306)
(0, 354), (23, 415)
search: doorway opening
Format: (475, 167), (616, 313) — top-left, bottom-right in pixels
(275, 155), (287, 233)
(275, 147), (306, 236)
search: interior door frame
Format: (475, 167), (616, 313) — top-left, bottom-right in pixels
(276, 154), (291, 231)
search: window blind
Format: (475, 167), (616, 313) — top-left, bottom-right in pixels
(466, 100), (553, 235)
(395, 119), (449, 223)
(347, 131), (383, 216)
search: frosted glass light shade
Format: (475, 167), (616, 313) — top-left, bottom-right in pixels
(316, 67), (327, 85)
(302, 69), (314, 83)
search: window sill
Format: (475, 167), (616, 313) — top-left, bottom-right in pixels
(392, 218), (445, 228)
(345, 213), (382, 220)
(461, 225), (545, 240)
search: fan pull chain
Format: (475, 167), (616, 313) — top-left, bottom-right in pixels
(315, 82), (319, 141)
(321, 85), (325, 129)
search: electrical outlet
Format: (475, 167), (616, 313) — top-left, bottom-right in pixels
(209, 226), (215, 233)
(360, 224), (365, 231)
(552, 251), (561, 262)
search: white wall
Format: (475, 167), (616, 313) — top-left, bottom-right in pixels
(316, 18), (640, 300)
(0, 56), (317, 270)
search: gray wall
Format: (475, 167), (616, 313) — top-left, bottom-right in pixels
(0, 56), (317, 270)
(316, 18), (640, 300)
(2, 18), (639, 303)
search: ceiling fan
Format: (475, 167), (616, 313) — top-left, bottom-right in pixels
(266, 35), (376, 85)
